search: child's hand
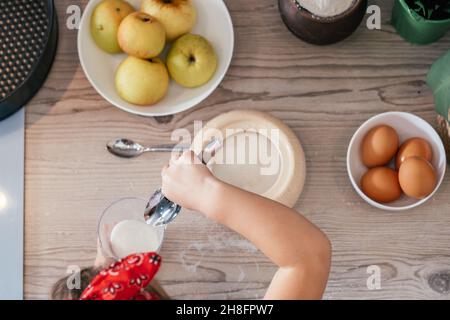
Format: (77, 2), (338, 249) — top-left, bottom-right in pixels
(161, 150), (218, 213)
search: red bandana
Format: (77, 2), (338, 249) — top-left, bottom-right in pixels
(80, 252), (162, 300)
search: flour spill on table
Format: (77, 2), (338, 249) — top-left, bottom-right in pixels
(179, 232), (260, 283)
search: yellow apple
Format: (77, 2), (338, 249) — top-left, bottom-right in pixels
(90, 0), (134, 53)
(115, 56), (169, 105)
(167, 34), (217, 88)
(118, 12), (166, 59)
(141, 0), (196, 41)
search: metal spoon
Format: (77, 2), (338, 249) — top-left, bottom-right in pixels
(107, 138), (187, 158)
(144, 138), (222, 227)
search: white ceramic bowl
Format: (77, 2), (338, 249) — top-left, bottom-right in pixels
(347, 112), (446, 211)
(78, 0), (234, 116)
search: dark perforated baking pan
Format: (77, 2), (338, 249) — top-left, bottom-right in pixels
(0, 0), (58, 121)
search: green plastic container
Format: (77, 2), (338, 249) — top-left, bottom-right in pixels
(392, 0), (450, 45)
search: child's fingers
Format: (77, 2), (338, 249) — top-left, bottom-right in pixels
(180, 150), (198, 164)
(170, 151), (182, 163)
(161, 164), (169, 176)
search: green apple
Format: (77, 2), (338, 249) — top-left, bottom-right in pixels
(118, 12), (166, 59)
(167, 34), (218, 88)
(141, 0), (196, 41)
(91, 0), (134, 53)
(115, 56), (169, 105)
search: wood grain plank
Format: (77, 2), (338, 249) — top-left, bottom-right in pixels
(24, 0), (450, 299)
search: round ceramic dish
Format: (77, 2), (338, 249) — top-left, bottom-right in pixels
(278, 0), (367, 45)
(192, 110), (306, 208)
(347, 112), (447, 211)
(98, 197), (165, 259)
(78, 0), (234, 117)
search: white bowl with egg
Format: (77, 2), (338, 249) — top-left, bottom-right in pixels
(98, 197), (165, 259)
(347, 112), (446, 211)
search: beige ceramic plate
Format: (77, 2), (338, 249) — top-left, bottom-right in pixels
(192, 110), (306, 208)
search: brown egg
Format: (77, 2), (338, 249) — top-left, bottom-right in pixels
(398, 156), (436, 199)
(396, 137), (432, 169)
(361, 167), (402, 203)
(361, 125), (399, 168)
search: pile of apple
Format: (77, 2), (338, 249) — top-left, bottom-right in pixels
(91, 0), (218, 106)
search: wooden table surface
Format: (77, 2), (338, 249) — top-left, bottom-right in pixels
(24, 0), (450, 299)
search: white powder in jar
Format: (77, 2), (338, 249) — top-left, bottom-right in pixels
(297, 0), (356, 18)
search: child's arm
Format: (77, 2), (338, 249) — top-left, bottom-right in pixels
(162, 151), (331, 300)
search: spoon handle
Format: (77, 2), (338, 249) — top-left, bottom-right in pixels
(144, 145), (189, 153)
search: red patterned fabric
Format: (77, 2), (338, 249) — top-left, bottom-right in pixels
(80, 252), (162, 300)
